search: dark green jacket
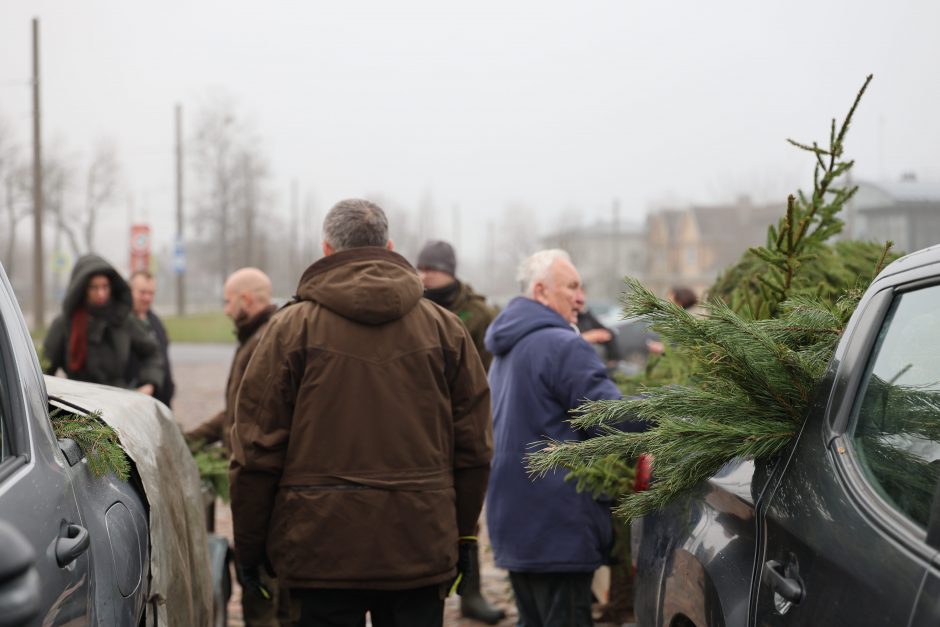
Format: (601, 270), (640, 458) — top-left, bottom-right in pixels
(447, 282), (497, 371)
(43, 254), (164, 392)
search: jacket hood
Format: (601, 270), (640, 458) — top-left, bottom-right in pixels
(294, 247), (423, 325)
(484, 296), (574, 356)
(62, 254), (131, 316)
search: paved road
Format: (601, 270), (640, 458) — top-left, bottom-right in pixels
(170, 342), (519, 626)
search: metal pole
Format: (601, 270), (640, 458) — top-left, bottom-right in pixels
(175, 104), (185, 315)
(31, 18), (44, 331)
(290, 179), (298, 270)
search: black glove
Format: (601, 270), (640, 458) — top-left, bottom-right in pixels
(449, 538), (477, 596)
(236, 562), (272, 601)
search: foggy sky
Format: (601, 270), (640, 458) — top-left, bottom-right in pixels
(1, 0), (938, 272)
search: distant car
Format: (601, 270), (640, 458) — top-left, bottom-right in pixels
(0, 262), (217, 627)
(635, 245), (940, 626)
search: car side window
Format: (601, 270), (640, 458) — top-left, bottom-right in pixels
(851, 285), (940, 528)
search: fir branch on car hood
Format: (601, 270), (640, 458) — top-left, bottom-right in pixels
(50, 408), (131, 481)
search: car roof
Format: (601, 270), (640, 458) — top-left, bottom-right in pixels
(878, 244), (940, 281)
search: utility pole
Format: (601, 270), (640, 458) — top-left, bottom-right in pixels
(31, 17), (44, 331)
(175, 104), (185, 316)
(290, 179), (298, 271)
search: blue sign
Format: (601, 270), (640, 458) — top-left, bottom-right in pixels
(173, 238), (186, 274)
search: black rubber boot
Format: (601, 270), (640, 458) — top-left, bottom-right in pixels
(460, 543), (506, 624)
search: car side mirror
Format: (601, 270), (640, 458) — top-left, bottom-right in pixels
(58, 438), (84, 467)
(0, 519), (41, 627)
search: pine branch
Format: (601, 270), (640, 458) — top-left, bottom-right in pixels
(50, 409), (131, 480)
(529, 76), (893, 521)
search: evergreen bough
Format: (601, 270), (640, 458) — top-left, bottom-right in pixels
(189, 441), (231, 502)
(530, 75), (898, 522)
(50, 408), (131, 481)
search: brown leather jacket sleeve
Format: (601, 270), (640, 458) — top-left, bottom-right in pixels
(185, 410), (224, 445)
(229, 314), (301, 568)
(447, 324), (493, 536)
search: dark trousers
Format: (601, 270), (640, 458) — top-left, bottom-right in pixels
(291, 584), (445, 627)
(509, 571), (594, 627)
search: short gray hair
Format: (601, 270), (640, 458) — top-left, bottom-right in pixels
(322, 199), (389, 251)
(517, 249), (571, 297)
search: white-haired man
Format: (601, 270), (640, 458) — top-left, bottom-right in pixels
(484, 249), (639, 627)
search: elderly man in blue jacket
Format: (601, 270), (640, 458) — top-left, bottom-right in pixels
(485, 249), (639, 627)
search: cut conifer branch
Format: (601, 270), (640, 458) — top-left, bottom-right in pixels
(528, 75), (896, 521)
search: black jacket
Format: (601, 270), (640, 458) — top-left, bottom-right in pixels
(43, 254), (164, 392)
(126, 310), (175, 406)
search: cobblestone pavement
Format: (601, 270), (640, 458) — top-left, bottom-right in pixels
(171, 342), (520, 626)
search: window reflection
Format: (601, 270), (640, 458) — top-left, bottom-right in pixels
(852, 286), (940, 528)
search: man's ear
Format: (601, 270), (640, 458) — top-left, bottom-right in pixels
(322, 241), (334, 256)
(532, 281), (548, 306)
(386, 239), (394, 251)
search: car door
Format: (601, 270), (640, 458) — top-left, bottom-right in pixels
(0, 275), (92, 626)
(752, 280), (940, 626)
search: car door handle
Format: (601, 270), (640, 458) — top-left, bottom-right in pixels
(56, 524), (90, 567)
(763, 559), (803, 603)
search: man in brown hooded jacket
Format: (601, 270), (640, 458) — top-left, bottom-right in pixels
(230, 199), (493, 627)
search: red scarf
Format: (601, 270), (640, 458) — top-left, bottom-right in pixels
(68, 307), (90, 372)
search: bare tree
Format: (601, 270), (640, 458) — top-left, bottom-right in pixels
(81, 141), (120, 252)
(488, 202), (539, 297)
(0, 118), (31, 279)
(190, 96), (271, 283)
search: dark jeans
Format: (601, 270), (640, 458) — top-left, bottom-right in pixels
(291, 584), (445, 627)
(509, 571), (594, 627)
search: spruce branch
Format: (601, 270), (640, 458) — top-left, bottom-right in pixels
(50, 409), (131, 480)
(529, 76), (896, 522)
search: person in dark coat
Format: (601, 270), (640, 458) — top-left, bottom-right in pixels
(230, 199), (492, 627)
(43, 254), (163, 396)
(127, 271), (175, 406)
(186, 267), (288, 627)
(416, 239), (504, 624)
(484, 249), (642, 627)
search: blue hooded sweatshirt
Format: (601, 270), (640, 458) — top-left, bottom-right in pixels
(484, 296), (624, 573)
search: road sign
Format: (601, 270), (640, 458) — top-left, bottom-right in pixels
(130, 224), (151, 273)
(173, 237), (186, 274)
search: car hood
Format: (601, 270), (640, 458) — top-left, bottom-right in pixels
(45, 376), (213, 627)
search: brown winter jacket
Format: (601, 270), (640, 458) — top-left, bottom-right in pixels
(185, 305), (276, 456)
(230, 247), (493, 591)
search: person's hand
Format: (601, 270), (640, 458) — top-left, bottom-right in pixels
(646, 339), (665, 355)
(581, 328), (613, 344)
(236, 563), (272, 601)
(136, 383), (155, 396)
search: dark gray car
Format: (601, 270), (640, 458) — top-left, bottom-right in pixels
(635, 244), (940, 626)
(0, 265), (150, 626)
(0, 260), (219, 626)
